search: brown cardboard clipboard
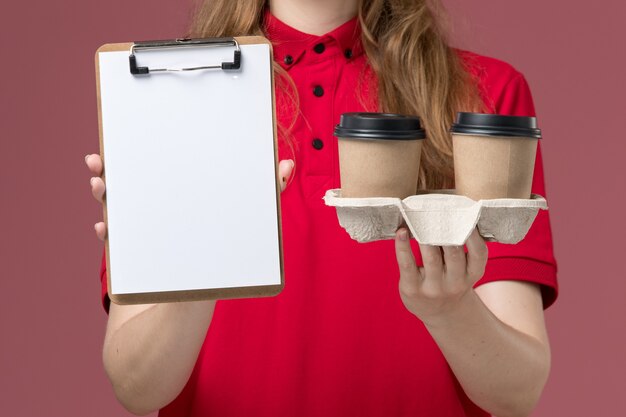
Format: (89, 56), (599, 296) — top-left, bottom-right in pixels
(95, 36), (284, 305)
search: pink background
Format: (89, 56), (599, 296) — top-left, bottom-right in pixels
(1, 0), (624, 415)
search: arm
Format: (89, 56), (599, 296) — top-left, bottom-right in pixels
(86, 154), (295, 415)
(395, 229), (550, 417)
(396, 61), (554, 416)
(103, 301), (216, 415)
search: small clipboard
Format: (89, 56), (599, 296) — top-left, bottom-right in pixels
(95, 36), (283, 304)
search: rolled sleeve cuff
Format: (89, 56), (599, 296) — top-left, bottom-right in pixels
(100, 249), (110, 314)
(476, 257), (558, 308)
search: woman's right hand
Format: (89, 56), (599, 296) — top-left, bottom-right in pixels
(84, 154), (295, 242)
(85, 155), (295, 415)
(85, 154), (107, 241)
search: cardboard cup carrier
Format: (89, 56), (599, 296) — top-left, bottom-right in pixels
(334, 113), (426, 199)
(451, 112), (541, 200)
(325, 112), (548, 246)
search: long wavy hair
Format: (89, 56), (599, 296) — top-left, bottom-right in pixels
(187, 0), (483, 189)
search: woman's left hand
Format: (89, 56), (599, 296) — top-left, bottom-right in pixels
(394, 227), (488, 324)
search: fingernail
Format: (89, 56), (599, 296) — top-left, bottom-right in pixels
(85, 154), (90, 163)
(90, 177), (96, 186)
(399, 229), (408, 241)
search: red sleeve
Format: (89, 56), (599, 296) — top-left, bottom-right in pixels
(100, 248), (111, 314)
(468, 55), (559, 308)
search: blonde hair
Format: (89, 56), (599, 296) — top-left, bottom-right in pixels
(188, 0), (483, 189)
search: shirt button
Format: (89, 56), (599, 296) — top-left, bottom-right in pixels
(313, 85), (324, 97)
(344, 49), (353, 59)
(313, 43), (326, 54)
(312, 138), (324, 150)
(284, 55), (294, 65)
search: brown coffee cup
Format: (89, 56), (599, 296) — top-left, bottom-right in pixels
(451, 113), (541, 200)
(334, 113), (426, 199)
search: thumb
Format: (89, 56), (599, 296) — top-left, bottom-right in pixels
(278, 159), (294, 192)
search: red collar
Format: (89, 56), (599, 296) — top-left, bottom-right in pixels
(262, 8), (364, 68)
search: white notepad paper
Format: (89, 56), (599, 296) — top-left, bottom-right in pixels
(97, 42), (281, 298)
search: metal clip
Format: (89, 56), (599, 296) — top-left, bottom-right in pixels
(129, 37), (241, 75)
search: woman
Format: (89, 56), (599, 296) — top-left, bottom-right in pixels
(85, 0), (558, 416)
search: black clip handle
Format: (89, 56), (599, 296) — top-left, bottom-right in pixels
(222, 50), (241, 70)
(129, 55), (149, 75)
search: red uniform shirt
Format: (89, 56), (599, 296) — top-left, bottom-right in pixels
(100, 10), (557, 416)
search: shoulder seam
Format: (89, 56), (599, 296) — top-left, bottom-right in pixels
(500, 71), (525, 94)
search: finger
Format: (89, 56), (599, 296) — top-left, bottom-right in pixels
(442, 245), (467, 279)
(395, 228), (422, 292)
(418, 243), (444, 277)
(95, 222), (107, 241)
(278, 159), (295, 192)
(466, 228), (488, 282)
(90, 177), (106, 203)
(85, 154), (103, 176)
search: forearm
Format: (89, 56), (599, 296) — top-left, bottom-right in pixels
(103, 300), (216, 415)
(423, 290), (550, 417)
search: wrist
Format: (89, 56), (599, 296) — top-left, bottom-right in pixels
(420, 289), (482, 330)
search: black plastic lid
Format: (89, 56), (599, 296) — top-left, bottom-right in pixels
(451, 112), (541, 139)
(334, 113), (426, 140)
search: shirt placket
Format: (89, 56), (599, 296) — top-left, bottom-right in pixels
(299, 39), (336, 179)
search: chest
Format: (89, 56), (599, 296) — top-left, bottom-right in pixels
(275, 55), (378, 185)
